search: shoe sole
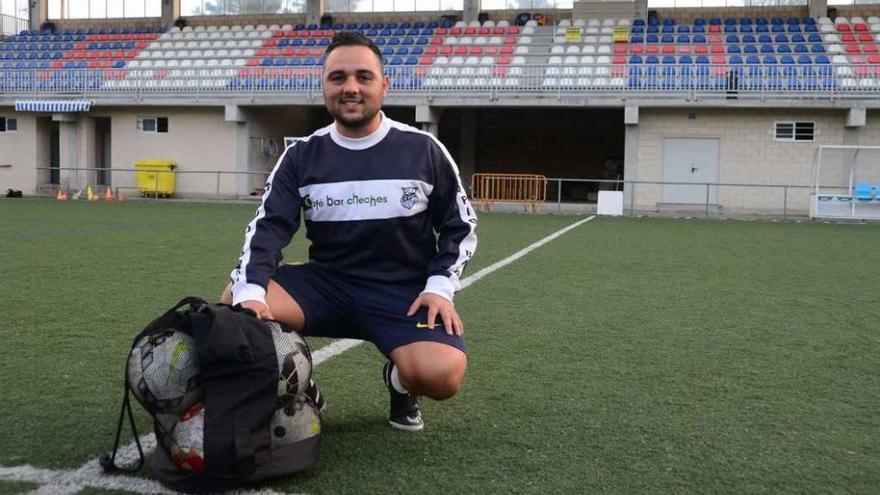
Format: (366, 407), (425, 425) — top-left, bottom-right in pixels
(389, 420), (424, 431)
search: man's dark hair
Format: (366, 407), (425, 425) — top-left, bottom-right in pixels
(324, 31), (383, 68)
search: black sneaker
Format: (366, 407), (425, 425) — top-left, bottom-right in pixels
(306, 378), (326, 414)
(382, 361), (423, 431)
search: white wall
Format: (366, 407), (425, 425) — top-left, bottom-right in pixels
(0, 111), (37, 193)
(633, 108), (851, 215)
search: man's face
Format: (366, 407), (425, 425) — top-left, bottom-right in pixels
(322, 45), (388, 137)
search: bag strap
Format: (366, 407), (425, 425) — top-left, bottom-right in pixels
(99, 379), (145, 473)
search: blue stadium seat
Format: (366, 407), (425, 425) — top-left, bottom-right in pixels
(810, 44), (825, 53)
(692, 25), (705, 33)
(696, 55), (709, 64)
(407, 28), (419, 36)
(319, 38), (329, 46)
(646, 34), (659, 43)
(648, 17), (659, 26)
(411, 47), (423, 55)
(726, 35), (739, 43)
(679, 55), (692, 64)
(395, 47), (408, 55)
(677, 25), (690, 33)
(662, 55), (676, 64)
(771, 17), (783, 25)
(629, 55), (643, 64)
(374, 38), (385, 45)
(729, 55), (743, 64)
(416, 36), (428, 45)
(780, 55), (795, 64)
(797, 55), (812, 64)
(725, 25), (737, 33)
(807, 34), (822, 43)
(777, 45), (791, 53)
(709, 17), (721, 25)
(775, 34), (788, 43)
(647, 26), (659, 34)
(661, 34), (674, 43)
(389, 56), (402, 65)
(631, 26), (644, 34)
(742, 34), (756, 43)
(791, 34), (805, 43)
(756, 25), (769, 33)
(305, 39), (316, 46)
(760, 45), (774, 53)
(739, 25), (753, 33)
(676, 34), (690, 43)
(804, 25), (817, 33)
(693, 18), (706, 26)
(662, 25), (674, 33)
(758, 34), (772, 43)
(382, 47), (393, 55)
(728, 45), (741, 53)
(393, 29), (405, 36)
(387, 37), (400, 46)
(405, 56), (417, 65)
(646, 55), (659, 64)
(387, 22), (398, 29)
(787, 24), (801, 33)
(855, 183), (873, 201)
(693, 34), (706, 43)
(746, 55), (760, 65)
(359, 22), (371, 29)
(771, 25), (785, 33)
(402, 37), (414, 45)
(631, 35), (644, 43)
(763, 55), (777, 64)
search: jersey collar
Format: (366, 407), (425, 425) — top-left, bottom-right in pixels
(329, 111), (391, 151)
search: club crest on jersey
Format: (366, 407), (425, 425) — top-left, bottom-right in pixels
(400, 187), (419, 210)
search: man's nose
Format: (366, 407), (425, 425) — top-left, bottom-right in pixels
(342, 75), (359, 93)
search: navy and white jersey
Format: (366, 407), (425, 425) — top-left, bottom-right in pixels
(231, 112), (478, 307)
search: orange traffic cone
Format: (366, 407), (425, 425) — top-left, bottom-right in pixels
(105, 187), (113, 202)
(118, 191), (126, 202)
(56, 189), (64, 200)
(93, 193), (101, 201)
(60, 191), (68, 201)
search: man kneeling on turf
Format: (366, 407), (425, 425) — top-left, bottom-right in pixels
(221, 31), (477, 431)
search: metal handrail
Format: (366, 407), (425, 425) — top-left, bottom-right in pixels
(1, 63), (878, 100)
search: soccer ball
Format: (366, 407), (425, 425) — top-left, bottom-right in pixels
(270, 396), (322, 448)
(168, 403), (205, 474)
(127, 329), (202, 415)
(266, 321), (312, 407)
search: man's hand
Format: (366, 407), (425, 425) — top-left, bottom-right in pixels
(407, 293), (463, 336)
(240, 300), (275, 320)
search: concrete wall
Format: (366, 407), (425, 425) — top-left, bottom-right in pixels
(0, 111), (37, 193)
(106, 106), (239, 197)
(631, 107), (852, 216)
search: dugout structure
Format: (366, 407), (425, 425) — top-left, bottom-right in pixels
(811, 145), (880, 220)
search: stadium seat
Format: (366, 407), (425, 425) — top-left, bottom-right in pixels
(855, 183), (873, 201)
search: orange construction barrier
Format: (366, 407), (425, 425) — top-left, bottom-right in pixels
(470, 173), (548, 212)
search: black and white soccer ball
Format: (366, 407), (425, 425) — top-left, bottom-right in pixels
(270, 395), (322, 448)
(266, 321), (312, 407)
(127, 329), (202, 415)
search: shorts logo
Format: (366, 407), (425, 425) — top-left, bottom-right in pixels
(415, 322), (433, 329)
(400, 186), (419, 210)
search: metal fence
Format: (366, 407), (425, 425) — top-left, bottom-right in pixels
(0, 14), (28, 37)
(34, 166), (815, 218)
(2, 64), (880, 100)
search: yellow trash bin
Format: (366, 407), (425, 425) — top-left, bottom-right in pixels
(135, 159), (177, 197)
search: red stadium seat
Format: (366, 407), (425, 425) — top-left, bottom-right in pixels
(503, 37), (516, 45)
(508, 27), (520, 34)
(136, 41), (148, 49)
(858, 33), (873, 42)
(296, 48), (308, 55)
(479, 27), (490, 35)
(450, 27), (462, 35)
(630, 44), (644, 54)
(711, 55), (725, 64)
(485, 46), (498, 54)
(846, 44), (861, 53)
(283, 47), (294, 56)
(863, 44), (878, 53)
(469, 46), (483, 54)
(500, 46), (513, 54)
(455, 46), (467, 55)
(419, 56), (434, 65)
(854, 23), (869, 32)
(646, 45), (659, 53)
(708, 35), (722, 43)
(246, 59), (259, 66)
(677, 45), (691, 53)
(425, 46), (438, 54)
(265, 38), (277, 47)
(493, 27), (506, 35)
(435, 28), (448, 35)
(464, 27), (476, 35)
(662, 45), (675, 54)
(430, 37), (443, 45)
(257, 48), (268, 56)
(708, 25), (721, 33)
(837, 24), (851, 32)
(695, 45), (708, 54)
(497, 56), (510, 65)
(612, 55), (626, 64)
(614, 45), (626, 54)
(440, 46), (453, 55)
(869, 55), (880, 63)
(711, 44), (724, 53)
(841, 33), (856, 43)
(88, 60), (100, 68)
(308, 48), (321, 55)
(273, 30), (285, 38)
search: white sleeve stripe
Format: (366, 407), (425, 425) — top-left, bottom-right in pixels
(387, 120), (478, 292)
(230, 126), (331, 301)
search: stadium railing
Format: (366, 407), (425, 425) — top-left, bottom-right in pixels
(2, 63), (879, 99)
(470, 172), (548, 212)
(34, 166), (816, 217)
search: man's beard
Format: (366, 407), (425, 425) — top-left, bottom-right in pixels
(329, 101), (379, 132)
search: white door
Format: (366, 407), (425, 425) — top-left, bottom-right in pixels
(662, 138), (720, 204)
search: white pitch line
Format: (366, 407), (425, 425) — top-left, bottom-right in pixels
(1, 215), (596, 494)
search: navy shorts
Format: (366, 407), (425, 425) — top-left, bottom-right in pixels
(271, 263), (467, 357)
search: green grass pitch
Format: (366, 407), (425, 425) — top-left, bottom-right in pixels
(1, 199), (878, 494)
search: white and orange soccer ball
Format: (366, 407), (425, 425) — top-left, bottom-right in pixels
(168, 403), (206, 473)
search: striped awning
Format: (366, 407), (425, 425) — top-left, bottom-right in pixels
(14, 100), (92, 112)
